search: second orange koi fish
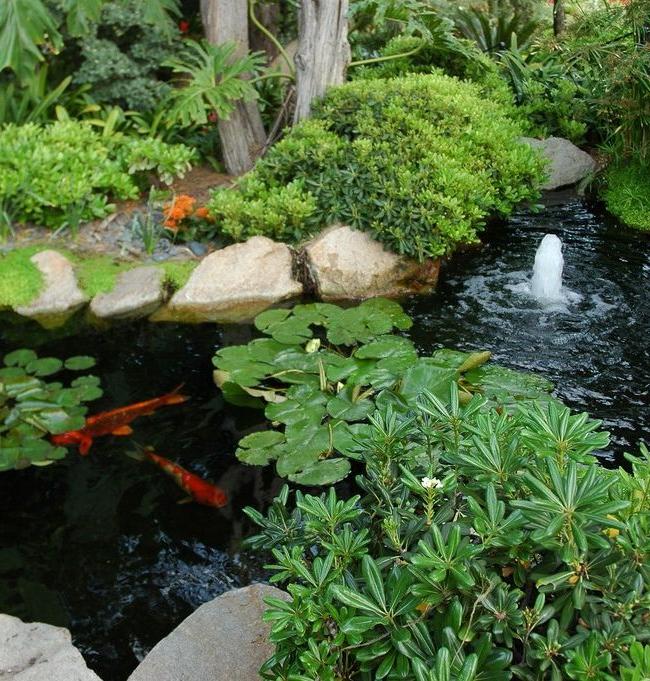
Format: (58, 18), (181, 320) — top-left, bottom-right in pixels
(144, 450), (228, 508)
(51, 386), (188, 455)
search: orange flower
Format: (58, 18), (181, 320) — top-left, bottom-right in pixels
(164, 195), (196, 230)
(194, 206), (212, 220)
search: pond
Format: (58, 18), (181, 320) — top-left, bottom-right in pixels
(0, 192), (648, 680)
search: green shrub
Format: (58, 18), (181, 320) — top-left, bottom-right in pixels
(602, 161), (650, 232)
(247, 393), (650, 680)
(207, 73), (545, 260)
(0, 121), (194, 227)
(70, 1), (183, 112)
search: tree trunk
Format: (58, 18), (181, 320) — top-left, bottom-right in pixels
(201, 0), (266, 175)
(553, 0), (565, 37)
(294, 0), (350, 123)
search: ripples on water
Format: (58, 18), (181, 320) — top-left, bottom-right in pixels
(0, 193), (648, 679)
(406, 192), (650, 458)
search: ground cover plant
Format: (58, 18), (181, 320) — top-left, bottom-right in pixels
(0, 121), (194, 228)
(214, 300), (555, 485)
(0, 349), (101, 471)
(246, 391), (650, 680)
(206, 73), (546, 261)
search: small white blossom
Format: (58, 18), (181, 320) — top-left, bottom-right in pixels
(421, 477), (443, 490)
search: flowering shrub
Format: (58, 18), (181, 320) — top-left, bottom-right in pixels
(247, 392), (650, 680)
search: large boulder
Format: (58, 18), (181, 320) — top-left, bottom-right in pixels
(152, 237), (302, 323)
(14, 251), (87, 328)
(521, 137), (597, 190)
(90, 266), (165, 320)
(127, 584), (289, 681)
(0, 614), (101, 681)
(302, 225), (440, 301)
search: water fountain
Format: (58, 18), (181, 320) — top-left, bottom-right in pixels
(530, 233), (565, 303)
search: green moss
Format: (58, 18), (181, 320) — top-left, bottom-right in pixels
(160, 260), (197, 291)
(603, 160), (650, 231)
(71, 256), (132, 298)
(0, 246), (45, 308)
(0, 245), (197, 310)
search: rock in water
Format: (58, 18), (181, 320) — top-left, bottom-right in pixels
(127, 584), (290, 681)
(0, 614), (101, 680)
(521, 137), (596, 190)
(303, 224), (440, 300)
(90, 266), (165, 320)
(152, 236), (302, 323)
(14, 251), (88, 329)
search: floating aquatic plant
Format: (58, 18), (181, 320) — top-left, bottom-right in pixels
(213, 299), (555, 485)
(0, 349), (101, 471)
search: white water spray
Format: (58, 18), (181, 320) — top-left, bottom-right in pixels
(530, 234), (565, 303)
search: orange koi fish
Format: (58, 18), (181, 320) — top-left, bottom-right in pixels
(51, 386), (188, 455)
(145, 450), (228, 509)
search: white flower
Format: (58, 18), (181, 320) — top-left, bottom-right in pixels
(421, 477), (442, 490)
(305, 338), (321, 354)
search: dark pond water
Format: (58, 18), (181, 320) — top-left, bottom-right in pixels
(0, 192), (648, 680)
(406, 191), (650, 459)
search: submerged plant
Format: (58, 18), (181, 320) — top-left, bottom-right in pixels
(0, 349), (101, 471)
(214, 300), (554, 485)
(246, 393), (649, 680)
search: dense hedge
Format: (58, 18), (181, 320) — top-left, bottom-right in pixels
(603, 161), (650, 232)
(208, 73), (546, 260)
(0, 121), (194, 228)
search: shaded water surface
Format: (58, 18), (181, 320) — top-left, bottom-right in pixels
(406, 193), (650, 458)
(0, 193), (648, 679)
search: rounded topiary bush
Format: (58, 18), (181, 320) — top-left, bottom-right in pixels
(208, 72), (547, 260)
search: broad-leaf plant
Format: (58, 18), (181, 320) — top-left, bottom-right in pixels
(0, 349), (101, 470)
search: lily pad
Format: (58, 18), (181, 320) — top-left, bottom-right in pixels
(236, 430), (285, 465)
(289, 458), (351, 486)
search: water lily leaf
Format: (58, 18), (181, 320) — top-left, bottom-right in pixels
(465, 365), (554, 401)
(69, 376), (103, 402)
(332, 421), (372, 459)
(3, 349), (37, 367)
(26, 357), (63, 377)
(289, 458), (351, 486)
(266, 388), (327, 426)
(429, 349), (473, 369)
(327, 388), (374, 422)
(220, 382), (264, 408)
(254, 308), (291, 331)
(399, 360), (458, 405)
(276, 423), (329, 475)
(64, 356), (96, 371)
(354, 335), (416, 360)
(267, 318), (314, 345)
(361, 298), (412, 330)
(236, 430), (285, 465)
(30, 408), (86, 435)
(246, 338), (289, 363)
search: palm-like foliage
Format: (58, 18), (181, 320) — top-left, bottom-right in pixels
(163, 41), (266, 128)
(454, 6), (539, 53)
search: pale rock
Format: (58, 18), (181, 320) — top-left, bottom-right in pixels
(14, 251), (87, 328)
(152, 237), (302, 323)
(0, 614), (101, 681)
(127, 584), (289, 681)
(302, 224), (440, 301)
(521, 136), (597, 190)
(90, 266), (165, 320)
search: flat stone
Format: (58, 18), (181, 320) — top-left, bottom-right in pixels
(15, 251), (88, 328)
(153, 236), (302, 323)
(127, 584), (289, 681)
(0, 613), (101, 681)
(521, 136), (597, 190)
(303, 224), (440, 301)
(90, 266), (165, 320)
